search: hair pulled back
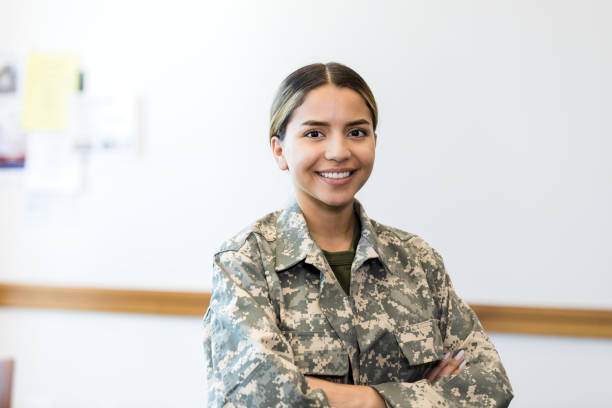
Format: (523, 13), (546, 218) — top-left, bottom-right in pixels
(269, 62), (378, 141)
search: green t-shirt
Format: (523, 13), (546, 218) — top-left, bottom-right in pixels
(321, 220), (361, 296)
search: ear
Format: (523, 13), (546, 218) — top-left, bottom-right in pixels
(270, 136), (288, 171)
(374, 132), (378, 147)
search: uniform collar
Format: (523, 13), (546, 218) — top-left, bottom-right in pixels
(352, 199), (386, 273)
(274, 198), (388, 273)
(275, 199), (314, 271)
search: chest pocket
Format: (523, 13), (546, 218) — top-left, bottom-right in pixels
(282, 330), (349, 377)
(394, 318), (445, 366)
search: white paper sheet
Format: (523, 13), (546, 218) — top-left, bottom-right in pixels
(24, 132), (83, 193)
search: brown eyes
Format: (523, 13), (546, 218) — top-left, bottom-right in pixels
(304, 129), (367, 138)
(304, 130), (325, 138)
(349, 129), (366, 137)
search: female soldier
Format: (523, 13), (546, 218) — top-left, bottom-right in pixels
(203, 62), (513, 407)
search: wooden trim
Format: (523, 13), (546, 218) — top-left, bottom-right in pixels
(0, 283), (209, 317)
(1, 283), (611, 338)
(471, 304), (612, 339)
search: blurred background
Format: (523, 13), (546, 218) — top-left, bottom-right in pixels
(0, 0), (611, 406)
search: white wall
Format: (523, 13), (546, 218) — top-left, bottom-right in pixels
(1, 0), (611, 406)
(490, 333), (612, 407)
(0, 309), (206, 408)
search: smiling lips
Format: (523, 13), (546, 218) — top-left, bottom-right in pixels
(316, 169), (356, 185)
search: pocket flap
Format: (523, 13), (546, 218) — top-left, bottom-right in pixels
(394, 319), (444, 365)
(283, 331), (349, 376)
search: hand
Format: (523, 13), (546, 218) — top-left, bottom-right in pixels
(306, 376), (386, 408)
(425, 349), (467, 382)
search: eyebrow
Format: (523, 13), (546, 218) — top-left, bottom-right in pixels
(300, 119), (371, 128)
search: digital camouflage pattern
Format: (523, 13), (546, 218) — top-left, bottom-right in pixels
(203, 199), (514, 407)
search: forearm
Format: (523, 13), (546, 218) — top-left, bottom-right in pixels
(371, 359), (512, 407)
(306, 377), (386, 408)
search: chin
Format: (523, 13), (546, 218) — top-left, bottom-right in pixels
(317, 195), (355, 209)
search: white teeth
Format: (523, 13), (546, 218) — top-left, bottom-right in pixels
(320, 171), (351, 179)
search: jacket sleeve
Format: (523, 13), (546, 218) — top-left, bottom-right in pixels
(370, 242), (514, 408)
(203, 234), (330, 407)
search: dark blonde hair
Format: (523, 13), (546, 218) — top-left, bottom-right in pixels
(269, 62), (378, 141)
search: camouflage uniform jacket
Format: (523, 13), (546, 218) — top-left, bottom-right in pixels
(203, 199), (514, 407)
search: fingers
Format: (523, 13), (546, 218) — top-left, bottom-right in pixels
(452, 359), (467, 375)
(428, 350), (467, 382)
(425, 351), (450, 381)
(437, 350), (465, 378)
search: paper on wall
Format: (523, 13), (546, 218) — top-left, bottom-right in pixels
(24, 132), (82, 193)
(74, 94), (140, 152)
(22, 54), (79, 131)
(0, 95), (25, 167)
(0, 55), (25, 168)
(0, 61), (17, 93)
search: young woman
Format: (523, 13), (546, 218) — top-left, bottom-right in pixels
(203, 63), (513, 407)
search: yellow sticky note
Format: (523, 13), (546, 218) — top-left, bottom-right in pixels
(22, 54), (79, 131)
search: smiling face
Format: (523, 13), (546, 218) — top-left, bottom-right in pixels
(271, 84), (376, 212)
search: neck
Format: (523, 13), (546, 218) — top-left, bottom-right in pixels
(296, 195), (357, 252)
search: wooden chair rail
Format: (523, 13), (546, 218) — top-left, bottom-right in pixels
(1, 283), (611, 339)
(0, 283), (210, 317)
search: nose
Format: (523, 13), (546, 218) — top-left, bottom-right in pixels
(324, 133), (350, 162)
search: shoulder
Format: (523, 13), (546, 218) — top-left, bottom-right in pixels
(368, 219), (449, 298)
(370, 219), (417, 243)
(216, 209), (282, 255)
(369, 219), (444, 268)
